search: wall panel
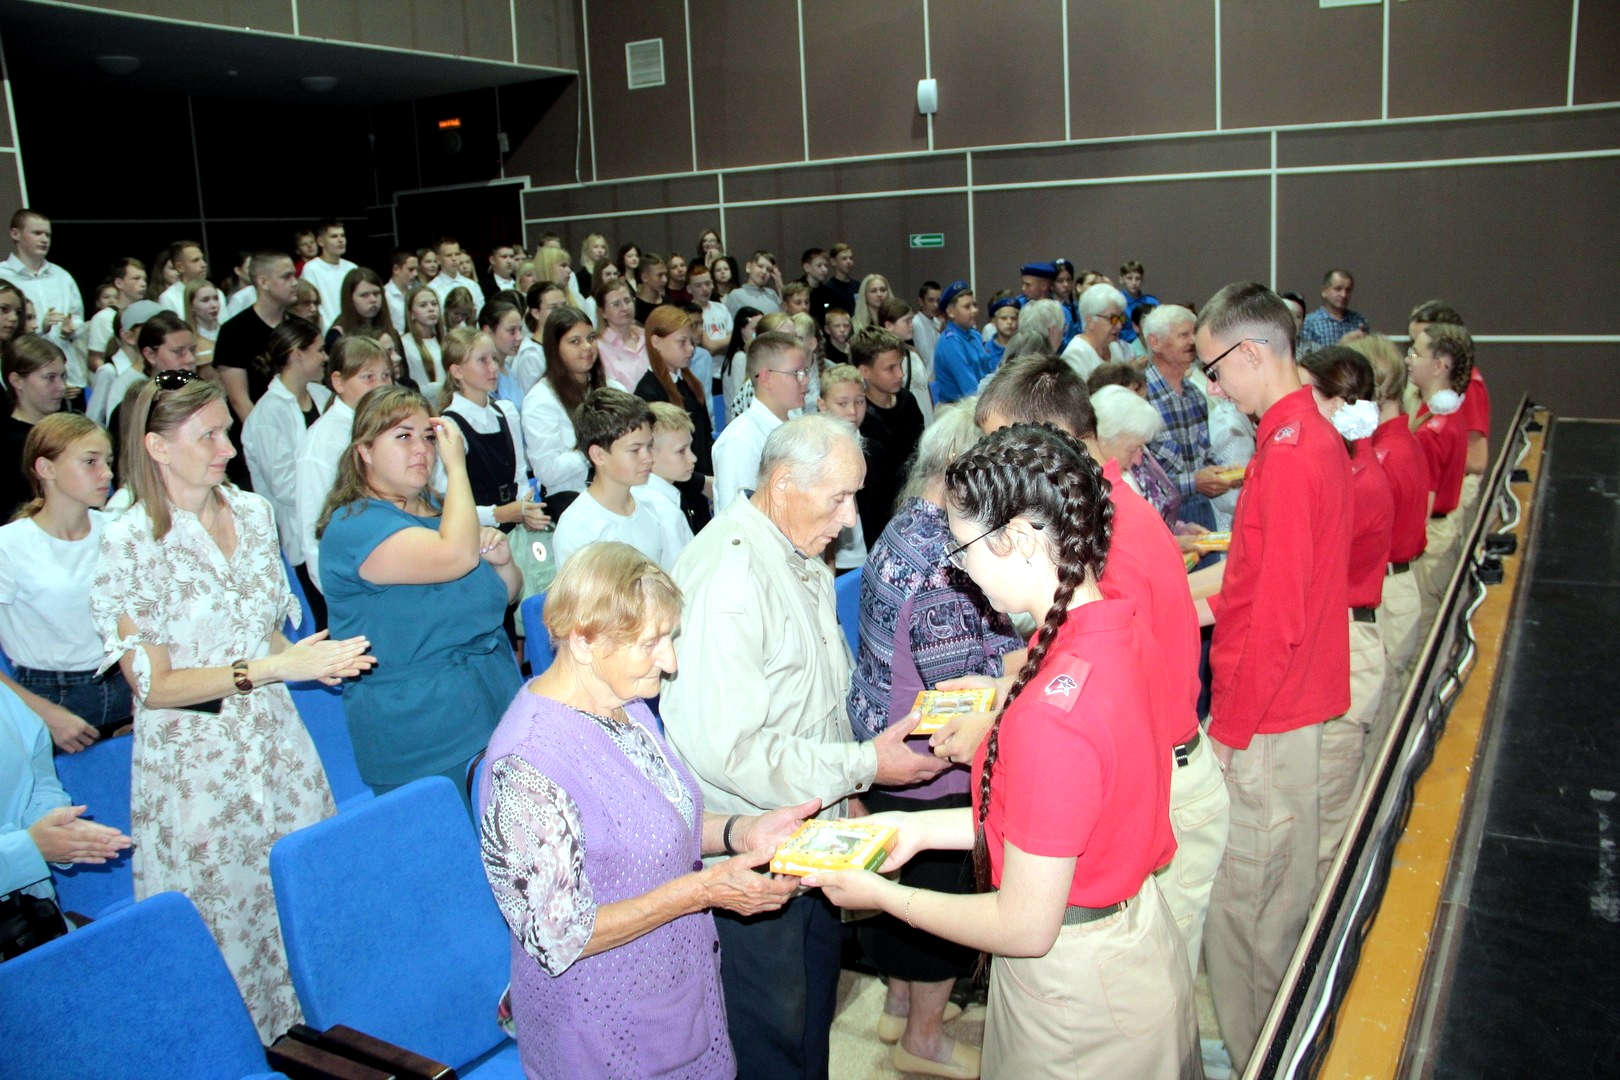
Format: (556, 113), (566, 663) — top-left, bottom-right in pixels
(1388, 0), (1569, 117)
(1220, 0), (1381, 129)
(516, 0), (578, 69)
(687, 0), (803, 170)
(1475, 342), (1620, 434)
(528, 209), (719, 268)
(77, 0), (293, 34)
(1068, 0), (1216, 139)
(1278, 111), (1620, 168)
(928, 0), (1064, 150)
(722, 193), (968, 304)
(1278, 157), (1620, 335)
(972, 134), (1268, 186)
(1574, 0), (1620, 104)
(972, 177), (1270, 307)
(583, 0), (692, 179)
(802, 0), (927, 160)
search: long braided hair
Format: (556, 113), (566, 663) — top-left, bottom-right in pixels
(944, 423), (1115, 892)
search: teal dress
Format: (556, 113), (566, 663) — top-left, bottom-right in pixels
(320, 499), (519, 801)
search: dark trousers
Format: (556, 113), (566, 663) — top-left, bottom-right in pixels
(14, 665), (132, 739)
(293, 562), (328, 634)
(714, 890), (841, 1080)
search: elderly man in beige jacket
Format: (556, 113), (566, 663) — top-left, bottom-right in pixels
(663, 413), (947, 1080)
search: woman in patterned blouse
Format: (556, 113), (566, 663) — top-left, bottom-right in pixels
(92, 372), (375, 1040)
(476, 541), (818, 1078)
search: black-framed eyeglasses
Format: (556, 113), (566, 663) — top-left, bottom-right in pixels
(1198, 337), (1266, 383)
(942, 524), (1001, 569)
(153, 369), (200, 391)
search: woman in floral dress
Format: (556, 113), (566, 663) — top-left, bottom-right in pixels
(92, 372), (375, 1041)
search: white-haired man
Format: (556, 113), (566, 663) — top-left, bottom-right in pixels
(1142, 303), (1242, 531)
(663, 414), (947, 1080)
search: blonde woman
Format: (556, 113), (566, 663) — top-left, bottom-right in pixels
(92, 373), (374, 1039)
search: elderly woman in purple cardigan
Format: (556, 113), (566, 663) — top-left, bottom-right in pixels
(477, 541), (818, 1078)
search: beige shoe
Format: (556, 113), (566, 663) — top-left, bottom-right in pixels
(890, 1038), (981, 1079)
(877, 1002), (964, 1044)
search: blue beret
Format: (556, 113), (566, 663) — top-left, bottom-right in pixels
(939, 280), (971, 309)
(1019, 262), (1057, 279)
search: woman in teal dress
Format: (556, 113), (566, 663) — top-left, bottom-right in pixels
(317, 385), (522, 806)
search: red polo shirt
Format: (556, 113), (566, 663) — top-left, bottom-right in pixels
(1372, 415), (1431, 563)
(1348, 440), (1395, 609)
(975, 597), (1177, 907)
(1208, 386), (1351, 750)
(1413, 404), (1467, 515)
(1100, 457), (1202, 743)
(1460, 366), (1490, 440)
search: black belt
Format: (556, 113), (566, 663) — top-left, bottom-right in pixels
(1352, 606), (1377, 624)
(1173, 730), (1201, 768)
(1387, 561), (1412, 575)
(1063, 897), (1128, 925)
(1430, 511), (1449, 520)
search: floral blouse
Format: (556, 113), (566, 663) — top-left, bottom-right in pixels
(479, 709), (694, 976)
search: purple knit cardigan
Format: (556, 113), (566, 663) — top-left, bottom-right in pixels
(478, 691), (734, 1078)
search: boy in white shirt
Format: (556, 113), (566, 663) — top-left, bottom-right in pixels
(550, 388), (690, 571)
(297, 219), (358, 332)
(645, 401), (709, 535)
(86, 257), (147, 373)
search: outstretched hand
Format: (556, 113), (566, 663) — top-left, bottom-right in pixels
(701, 847), (801, 916)
(742, 798), (821, 853)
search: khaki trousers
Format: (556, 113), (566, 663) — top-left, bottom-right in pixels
(1154, 733), (1229, 982)
(1318, 619), (1385, 885)
(1416, 511), (1460, 627)
(1372, 569), (1423, 765)
(1205, 724), (1322, 1072)
(983, 876), (1200, 1080)
(1459, 472), (1484, 523)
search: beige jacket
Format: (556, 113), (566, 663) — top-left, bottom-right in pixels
(662, 496), (877, 824)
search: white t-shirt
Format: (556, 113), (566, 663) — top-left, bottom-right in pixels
(427, 271), (485, 313)
(513, 337), (547, 398)
(158, 279), (188, 318)
(0, 512), (108, 670)
(295, 397), (356, 592)
(712, 398), (784, 512)
(520, 378), (588, 496)
(1059, 335), (1132, 381)
(299, 257), (358, 333)
(87, 306), (117, 356)
(551, 488), (688, 572)
(402, 335), (444, 402)
(701, 301), (732, 347)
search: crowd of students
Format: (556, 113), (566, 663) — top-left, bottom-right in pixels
(0, 205), (1490, 1078)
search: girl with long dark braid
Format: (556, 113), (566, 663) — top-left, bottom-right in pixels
(808, 423), (1198, 1080)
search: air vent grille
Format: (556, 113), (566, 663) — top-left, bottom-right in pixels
(626, 39), (665, 90)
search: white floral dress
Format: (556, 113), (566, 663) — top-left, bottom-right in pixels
(91, 486), (335, 1042)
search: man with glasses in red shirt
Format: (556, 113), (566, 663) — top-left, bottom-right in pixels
(1197, 282), (1352, 1074)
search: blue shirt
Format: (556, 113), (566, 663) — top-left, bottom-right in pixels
(1122, 292), (1158, 344)
(934, 321), (990, 403)
(0, 682), (68, 898)
(1300, 305), (1370, 347)
(1145, 363), (1218, 499)
(320, 499), (519, 787)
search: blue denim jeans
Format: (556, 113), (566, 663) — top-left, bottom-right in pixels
(13, 666), (134, 738)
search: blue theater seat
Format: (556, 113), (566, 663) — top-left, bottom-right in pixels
(50, 732), (134, 918)
(0, 891), (284, 1080)
(519, 592), (553, 673)
(835, 565), (863, 658)
(270, 777), (519, 1077)
(289, 684), (372, 810)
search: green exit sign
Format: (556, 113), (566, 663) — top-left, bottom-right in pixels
(909, 233), (945, 249)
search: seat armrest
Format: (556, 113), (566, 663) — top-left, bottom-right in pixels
(266, 1037), (394, 1080)
(315, 1025), (456, 1080)
(280, 1024), (455, 1080)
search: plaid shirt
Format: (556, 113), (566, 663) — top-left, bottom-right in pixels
(1145, 362), (1218, 498)
(1300, 305), (1370, 346)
